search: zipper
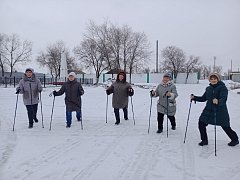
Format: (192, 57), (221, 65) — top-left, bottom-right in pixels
(29, 83), (33, 104)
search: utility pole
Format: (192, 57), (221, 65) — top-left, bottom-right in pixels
(213, 56), (216, 72)
(156, 40), (158, 73)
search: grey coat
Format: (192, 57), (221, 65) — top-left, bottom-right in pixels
(17, 73), (43, 105)
(108, 81), (132, 109)
(55, 79), (84, 112)
(154, 81), (178, 116)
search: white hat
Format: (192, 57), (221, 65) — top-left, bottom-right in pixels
(68, 72), (76, 78)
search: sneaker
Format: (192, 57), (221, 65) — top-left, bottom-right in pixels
(228, 140), (239, 146)
(28, 124), (33, 128)
(34, 118), (39, 123)
(171, 126), (176, 130)
(198, 140), (208, 146)
(66, 124), (71, 128)
(156, 129), (163, 133)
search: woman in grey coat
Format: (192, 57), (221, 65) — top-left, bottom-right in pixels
(150, 73), (178, 133)
(16, 68), (43, 128)
(53, 72), (84, 128)
(106, 71), (134, 125)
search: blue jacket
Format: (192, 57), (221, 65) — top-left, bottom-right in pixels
(194, 81), (230, 127)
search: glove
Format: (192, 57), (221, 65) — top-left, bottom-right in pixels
(53, 91), (57, 96)
(213, 98), (218, 105)
(190, 94), (196, 103)
(150, 90), (155, 97)
(16, 87), (21, 94)
(128, 88), (134, 96)
(106, 89), (111, 95)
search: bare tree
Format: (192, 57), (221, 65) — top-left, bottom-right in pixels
(161, 46), (186, 81)
(200, 65), (212, 79)
(184, 55), (201, 83)
(74, 38), (108, 84)
(77, 20), (152, 84)
(37, 41), (75, 79)
(214, 65), (222, 74)
(0, 34), (7, 77)
(1, 34), (32, 77)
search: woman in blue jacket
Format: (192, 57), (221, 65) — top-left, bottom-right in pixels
(191, 73), (239, 146)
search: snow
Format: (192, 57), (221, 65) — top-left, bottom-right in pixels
(0, 80), (240, 180)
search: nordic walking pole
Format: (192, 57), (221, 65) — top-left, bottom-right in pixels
(106, 94), (108, 123)
(49, 94), (55, 131)
(148, 95), (153, 134)
(39, 92), (44, 128)
(80, 100), (83, 130)
(183, 100), (193, 143)
(166, 95), (169, 138)
(12, 93), (19, 131)
(214, 104), (217, 156)
(130, 96), (135, 125)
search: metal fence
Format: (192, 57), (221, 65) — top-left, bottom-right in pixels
(0, 76), (94, 88)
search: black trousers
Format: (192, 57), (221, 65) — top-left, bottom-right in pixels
(198, 120), (239, 141)
(114, 107), (128, 123)
(157, 112), (176, 130)
(26, 104), (38, 125)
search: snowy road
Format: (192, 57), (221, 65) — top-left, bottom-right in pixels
(0, 81), (240, 180)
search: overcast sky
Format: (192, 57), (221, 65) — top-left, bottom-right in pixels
(0, 0), (240, 73)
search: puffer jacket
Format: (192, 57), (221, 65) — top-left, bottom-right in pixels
(154, 81), (178, 116)
(194, 81), (230, 127)
(54, 79), (84, 112)
(17, 73), (42, 105)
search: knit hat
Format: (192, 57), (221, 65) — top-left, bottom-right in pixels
(25, 68), (34, 73)
(163, 73), (171, 78)
(68, 72), (76, 78)
(208, 72), (221, 81)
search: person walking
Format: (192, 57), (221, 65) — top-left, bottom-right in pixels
(191, 72), (239, 146)
(53, 72), (84, 128)
(106, 71), (134, 125)
(16, 68), (43, 128)
(150, 73), (178, 133)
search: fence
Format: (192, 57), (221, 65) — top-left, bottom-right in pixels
(0, 75), (94, 88)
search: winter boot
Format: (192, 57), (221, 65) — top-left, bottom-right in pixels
(28, 123), (33, 128)
(228, 140), (239, 146)
(156, 129), (163, 133)
(198, 140), (208, 146)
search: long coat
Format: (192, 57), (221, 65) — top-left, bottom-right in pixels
(194, 81), (230, 127)
(154, 81), (178, 116)
(108, 81), (132, 109)
(17, 73), (42, 105)
(55, 79), (84, 112)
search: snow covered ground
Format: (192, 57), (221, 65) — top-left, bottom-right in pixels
(0, 80), (240, 180)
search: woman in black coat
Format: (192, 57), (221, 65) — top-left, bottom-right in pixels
(191, 73), (239, 146)
(53, 72), (84, 128)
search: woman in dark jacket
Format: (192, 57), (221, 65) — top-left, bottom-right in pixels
(53, 72), (84, 128)
(191, 73), (239, 146)
(106, 71), (134, 125)
(16, 68), (42, 128)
